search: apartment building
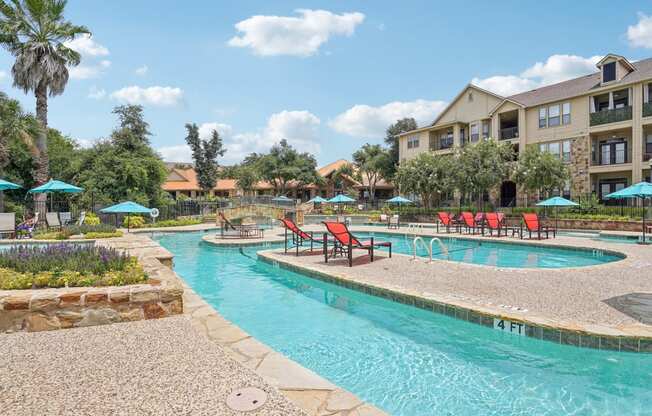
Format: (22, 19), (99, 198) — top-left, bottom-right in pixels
(398, 53), (652, 206)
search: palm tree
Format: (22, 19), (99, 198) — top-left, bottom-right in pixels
(0, 91), (39, 211)
(0, 0), (89, 213)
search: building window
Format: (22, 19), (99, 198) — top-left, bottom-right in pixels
(548, 142), (560, 158)
(646, 134), (652, 154)
(562, 102), (571, 124)
(548, 104), (560, 127)
(459, 127), (466, 146)
(407, 135), (420, 149)
(482, 121), (490, 139)
(563, 181), (571, 199)
(562, 139), (571, 163)
(441, 130), (453, 148)
(470, 123), (479, 142)
(539, 108), (547, 128)
(603, 62), (616, 83)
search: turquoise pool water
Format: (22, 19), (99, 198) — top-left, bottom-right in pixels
(352, 231), (622, 268)
(156, 232), (652, 416)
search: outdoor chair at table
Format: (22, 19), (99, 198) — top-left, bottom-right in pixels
(388, 214), (399, 229)
(322, 221), (392, 267)
(59, 211), (72, 226)
(218, 212), (264, 239)
(521, 213), (556, 240)
(77, 211), (86, 226)
(0, 213), (16, 239)
(45, 212), (62, 230)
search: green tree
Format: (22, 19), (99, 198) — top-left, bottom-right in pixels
(514, 145), (569, 201)
(77, 105), (167, 207)
(385, 118), (417, 177)
(234, 165), (259, 196)
(0, 0), (89, 213)
(395, 153), (455, 208)
(257, 140), (320, 195)
(454, 139), (515, 207)
(184, 123), (225, 196)
(0, 91), (39, 211)
(352, 143), (392, 202)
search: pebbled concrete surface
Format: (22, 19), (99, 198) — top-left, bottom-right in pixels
(0, 316), (305, 416)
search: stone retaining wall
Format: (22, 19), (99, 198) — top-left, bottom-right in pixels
(0, 235), (184, 333)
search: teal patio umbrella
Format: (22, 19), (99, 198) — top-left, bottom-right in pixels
(100, 201), (152, 231)
(28, 179), (83, 212)
(0, 179), (21, 191)
(536, 196), (579, 230)
(328, 194), (355, 215)
(0, 179), (21, 213)
(307, 195), (328, 204)
(386, 195), (413, 204)
(605, 181), (652, 244)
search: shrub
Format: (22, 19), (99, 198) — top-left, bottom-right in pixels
(123, 215), (146, 228)
(84, 212), (100, 225)
(0, 244), (146, 289)
(84, 231), (123, 239)
(144, 218), (202, 228)
(33, 230), (71, 240)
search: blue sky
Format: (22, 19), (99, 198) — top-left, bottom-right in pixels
(2, 1), (652, 166)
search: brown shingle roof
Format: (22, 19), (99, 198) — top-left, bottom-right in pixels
(507, 56), (652, 107)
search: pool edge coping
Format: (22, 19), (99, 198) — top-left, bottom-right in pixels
(257, 250), (652, 354)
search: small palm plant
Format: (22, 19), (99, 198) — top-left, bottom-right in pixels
(0, 0), (89, 214)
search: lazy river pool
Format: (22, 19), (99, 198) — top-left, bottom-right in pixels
(155, 232), (651, 416)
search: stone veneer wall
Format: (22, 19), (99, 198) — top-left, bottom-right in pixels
(570, 135), (591, 196)
(0, 238), (183, 332)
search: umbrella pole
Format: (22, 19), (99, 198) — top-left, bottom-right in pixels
(643, 198), (647, 244)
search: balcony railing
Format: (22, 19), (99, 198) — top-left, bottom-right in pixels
(499, 126), (518, 140)
(589, 106), (632, 126)
(591, 149), (631, 166)
(644, 102), (652, 118)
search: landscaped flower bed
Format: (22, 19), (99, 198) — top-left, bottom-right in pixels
(33, 224), (123, 240)
(0, 244), (147, 290)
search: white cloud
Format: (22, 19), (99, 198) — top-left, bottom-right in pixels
(159, 110), (322, 164)
(135, 65), (148, 76)
(0, 70), (6, 81)
(64, 34), (109, 57)
(330, 99), (447, 138)
(628, 13), (652, 48)
(110, 86), (184, 107)
(69, 60), (111, 80)
(472, 54), (602, 96)
(228, 9), (365, 56)
(521, 54), (601, 85)
(198, 122), (233, 140)
(158, 145), (193, 163)
(471, 75), (539, 97)
(87, 85), (106, 99)
(76, 138), (96, 149)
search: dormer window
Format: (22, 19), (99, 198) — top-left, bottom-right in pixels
(603, 62), (616, 83)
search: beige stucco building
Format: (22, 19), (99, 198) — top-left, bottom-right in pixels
(398, 53), (652, 206)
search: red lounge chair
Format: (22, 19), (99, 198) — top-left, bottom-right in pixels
(484, 213), (503, 236)
(437, 212), (457, 233)
(521, 213), (555, 239)
(322, 221), (392, 267)
(461, 212), (480, 234)
(279, 218), (323, 255)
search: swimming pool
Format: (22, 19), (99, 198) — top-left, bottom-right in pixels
(557, 230), (641, 245)
(156, 232), (652, 416)
(354, 231), (623, 268)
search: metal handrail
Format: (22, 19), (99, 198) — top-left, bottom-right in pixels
(412, 236), (430, 261)
(429, 237), (448, 260)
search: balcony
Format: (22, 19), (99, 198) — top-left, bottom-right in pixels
(644, 102), (652, 118)
(499, 126), (518, 140)
(590, 106), (632, 126)
(644, 153), (652, 162)
(591, 147), (631, 166)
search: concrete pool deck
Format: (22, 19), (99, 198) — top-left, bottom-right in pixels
(253, 224), (652, 352)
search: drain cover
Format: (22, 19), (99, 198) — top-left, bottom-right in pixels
(226, 387), (268, 412)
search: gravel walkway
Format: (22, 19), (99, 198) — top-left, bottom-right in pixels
(0, 316), (304, 416)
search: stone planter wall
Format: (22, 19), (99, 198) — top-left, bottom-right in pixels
(0, 235), (183, 333)
(551, 219), (644, 232)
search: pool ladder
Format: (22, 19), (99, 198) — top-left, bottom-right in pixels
(412, 236), (449, 262)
